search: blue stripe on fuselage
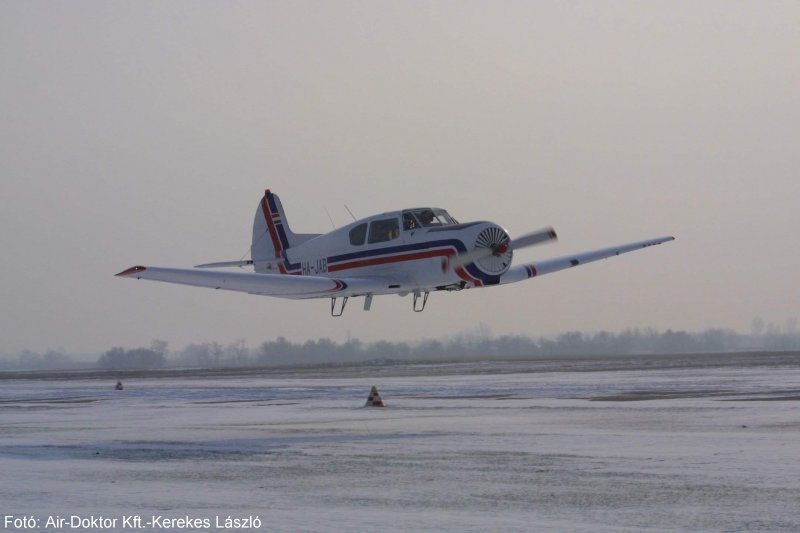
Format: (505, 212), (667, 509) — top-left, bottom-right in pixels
(327, 239), (500, 285)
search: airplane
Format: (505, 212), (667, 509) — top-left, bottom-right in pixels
(116, 189), (674, 316)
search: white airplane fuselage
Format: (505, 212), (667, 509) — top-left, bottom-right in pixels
(254, 193), (511, 296)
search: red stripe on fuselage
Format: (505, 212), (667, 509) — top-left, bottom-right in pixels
(455, 267), (480, 286)
(328, 248), (481, 286)
(327, 249), (448, 271)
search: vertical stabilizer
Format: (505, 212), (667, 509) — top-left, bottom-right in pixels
(252, 190), (319, 273)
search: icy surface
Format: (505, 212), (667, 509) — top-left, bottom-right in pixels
(1, 356), (799, 531)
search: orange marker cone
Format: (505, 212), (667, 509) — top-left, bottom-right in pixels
(365, 385), (385, 407)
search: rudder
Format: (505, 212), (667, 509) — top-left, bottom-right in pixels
(251, 190), (319, 272)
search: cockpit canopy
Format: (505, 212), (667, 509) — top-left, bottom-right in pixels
(402, 208), (458, 230)
(348, 208), (460, 246)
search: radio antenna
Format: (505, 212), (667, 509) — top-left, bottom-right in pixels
(344, 204), (357, 222)
(324, 207), (337, 229)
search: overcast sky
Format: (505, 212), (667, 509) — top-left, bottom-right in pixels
(1, 1), (798, 355)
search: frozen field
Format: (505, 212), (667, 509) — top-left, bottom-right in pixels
(1, 353), (799, 532)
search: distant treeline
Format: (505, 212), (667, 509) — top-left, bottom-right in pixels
(3, 325), (800, 371)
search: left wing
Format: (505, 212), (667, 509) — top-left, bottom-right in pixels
(115, 266), (391, 299)
(499, 236), (675, 285)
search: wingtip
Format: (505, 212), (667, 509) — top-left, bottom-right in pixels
(115, 266), (146, 277)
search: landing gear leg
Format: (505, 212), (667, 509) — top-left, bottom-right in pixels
(412, 290), (429, 312)
(331, 296), (348, 317)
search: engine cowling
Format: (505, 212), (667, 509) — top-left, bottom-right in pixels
(472, 225), (513, 276)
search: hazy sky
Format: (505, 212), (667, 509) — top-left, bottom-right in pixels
(1, 1), (798, 355)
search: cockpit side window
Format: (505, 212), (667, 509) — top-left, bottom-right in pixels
(349, 223), (367, 246)
(412, 208), (458, 227)
(368, 218), (400, 244)
(402, 211), (420, 231)
(438, 209), (458, 225)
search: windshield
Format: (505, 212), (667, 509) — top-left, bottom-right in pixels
(408, 208), (458, 228)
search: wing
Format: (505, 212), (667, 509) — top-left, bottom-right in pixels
(499, 236), (675, 285)
(115, 266), (392, 299)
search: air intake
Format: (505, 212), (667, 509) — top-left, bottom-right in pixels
(474, 226), (512, 275)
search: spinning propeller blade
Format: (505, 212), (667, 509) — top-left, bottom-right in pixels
(508, 227), (558, 249)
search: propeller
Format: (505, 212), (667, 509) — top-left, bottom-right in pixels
(446, 226), (557, 271)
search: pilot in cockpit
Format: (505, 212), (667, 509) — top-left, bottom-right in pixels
(418, 210), (435, 226)
(403, 213), (418, 231)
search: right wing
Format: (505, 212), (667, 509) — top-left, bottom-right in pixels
(115, 266), (389, 299)
(499, 236), (675, 285)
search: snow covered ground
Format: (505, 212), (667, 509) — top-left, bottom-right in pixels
(1, 355), (799, 532)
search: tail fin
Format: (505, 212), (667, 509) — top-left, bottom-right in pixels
(252, 190), (319, 272)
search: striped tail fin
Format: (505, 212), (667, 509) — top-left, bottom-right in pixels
(252, 190), (319, 273)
